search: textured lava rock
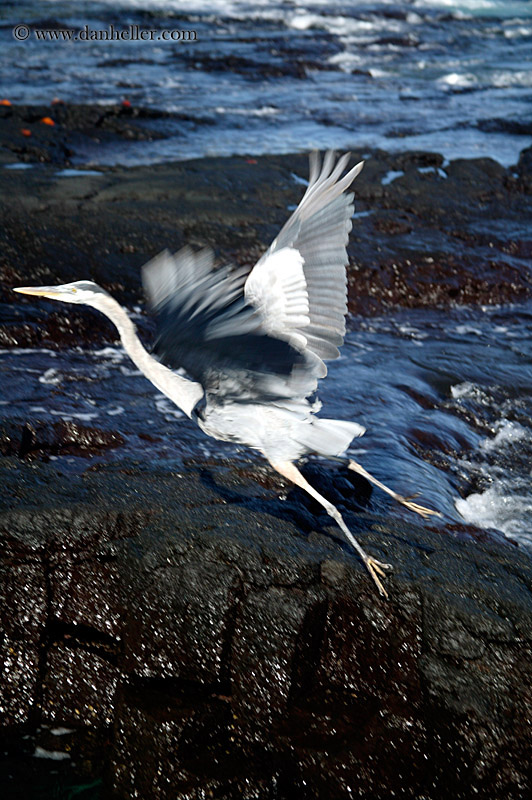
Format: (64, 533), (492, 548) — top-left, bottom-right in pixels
(2, 108), (532, 799)
(0, 457), (531, 799)
(0, 103), (167, 165)
(0, 420), (125, 460)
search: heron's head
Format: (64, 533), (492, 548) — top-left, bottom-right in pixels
(13, 280), (110, 306)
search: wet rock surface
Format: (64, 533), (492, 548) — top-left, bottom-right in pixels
(1, 457), (531, 799)
(0, 102), (168, 166)
(1, 106), (532, 798)
(1, 109), (531, 350)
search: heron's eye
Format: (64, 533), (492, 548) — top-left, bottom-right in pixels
(71, 288), (77, 293)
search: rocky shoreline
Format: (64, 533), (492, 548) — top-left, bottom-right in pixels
(1, 102), (531, 344)
(1, 105), (532, 799)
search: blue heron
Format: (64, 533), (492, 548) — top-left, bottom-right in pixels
(14, 151), (438, 596)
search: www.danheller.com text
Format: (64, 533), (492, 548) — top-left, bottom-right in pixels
(12, 23), (197, 42)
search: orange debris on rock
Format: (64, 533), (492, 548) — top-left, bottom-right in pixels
(0, 99), (12, 107)
(21, 129), (31, 137)
(40, 117), (55, 126)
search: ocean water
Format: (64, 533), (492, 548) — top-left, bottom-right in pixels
(1, 0), (531, 165)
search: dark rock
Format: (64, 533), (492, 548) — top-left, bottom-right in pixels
(0, 458), (531, 799)
(1, 140), (531, 332)
(0, 420), (125, 459)
(346, 151), (532, 313)
(517, 145), (532, 176)
(2, 115), (532, 797)
(515, 146), (532, 192)
(0, 102), (168, 166)
(376, 34), (420, 48)
(478, 117), (532, 136)
(182, 53), (336, 80)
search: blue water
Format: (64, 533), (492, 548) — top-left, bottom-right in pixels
(1, 0), (531, 165)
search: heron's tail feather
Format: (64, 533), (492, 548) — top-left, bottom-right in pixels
(296, 417), (365, 457)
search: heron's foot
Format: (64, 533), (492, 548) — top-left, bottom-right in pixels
(397, 494), (442, 519)
(363, 555), (393, 599)
(346, 460), (441, 521)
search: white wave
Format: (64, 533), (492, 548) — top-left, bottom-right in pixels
(106, 405), (125, 416)
(289, 13), (377, 36)
(154, 396), (184, 420)
(288, 12), (323, 31)
(0, 348), (57, 356)
(93, 347), (125, 362)
(49, 410), (100, 422)
(397, 325), (428, 340)
(437, 72), (477, 89)
(491, 70), (532, 89)
(414, 0), (532, 18)
(455, 486), (532, 544)
(39, 368), (62, 385)
(215, 106), (279, 117)
(120, 365), (143, 376)
(327, 51), (365, 71)
(369, 68), (392, 79)
(504, 26), (532, 38)
(455, 324), (483, 336)
(481, 420), (529, 452)
(451, 381), (477, 399)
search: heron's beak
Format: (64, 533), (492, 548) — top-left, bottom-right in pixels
(13, 285), (63, 298)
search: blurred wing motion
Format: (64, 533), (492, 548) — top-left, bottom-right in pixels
(142, 151), (363, 404)
(142, 247), (305, 403)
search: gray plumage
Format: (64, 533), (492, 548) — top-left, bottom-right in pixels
(141, 152), (365, 463)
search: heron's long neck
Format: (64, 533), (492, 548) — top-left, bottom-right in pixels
(94, 295), (203, 418)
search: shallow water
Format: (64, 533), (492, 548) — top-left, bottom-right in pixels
(1, 0), (532, 165)
(2, 302), (531, 545)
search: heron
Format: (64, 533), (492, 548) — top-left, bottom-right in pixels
(14, 151), (438, 597)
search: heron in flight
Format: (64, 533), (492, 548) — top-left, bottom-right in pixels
(14, 151), (437, 596)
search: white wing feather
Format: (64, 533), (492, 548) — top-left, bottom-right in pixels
(244, 247), (310, 350)
(245, 152), (364, 390)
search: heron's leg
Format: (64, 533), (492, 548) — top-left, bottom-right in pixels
(270, 461), (392, 598)
(346, 459), (441, 519)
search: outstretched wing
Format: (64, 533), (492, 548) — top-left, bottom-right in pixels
(142, 152), (362, 407)
(142, 247), (306, 403)
(245, 151), (363, 386)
